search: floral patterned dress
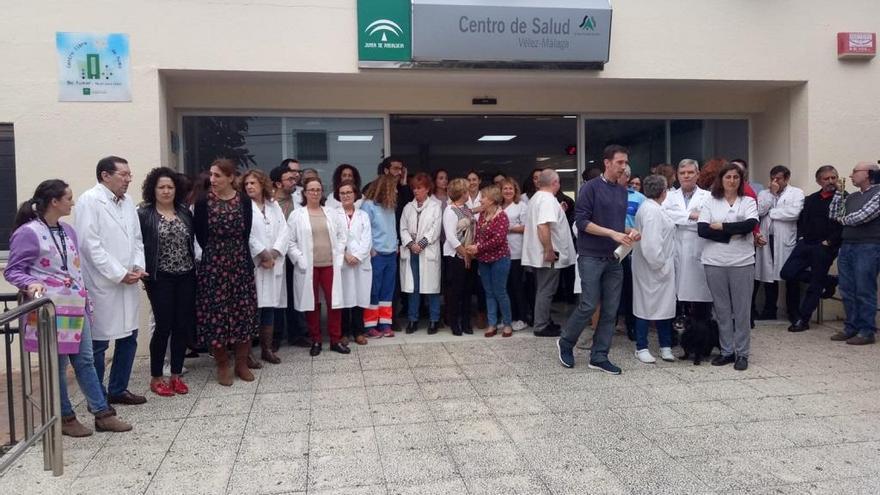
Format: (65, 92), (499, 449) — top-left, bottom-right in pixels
(195, 193), (258, 347)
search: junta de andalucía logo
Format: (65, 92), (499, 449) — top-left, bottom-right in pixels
(365, 19), (403, 42)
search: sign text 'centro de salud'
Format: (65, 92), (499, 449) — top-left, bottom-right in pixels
(358, 0), (612, 69)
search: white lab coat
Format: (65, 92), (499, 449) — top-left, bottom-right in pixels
(399, 197), (443, 294)
(662, 187), (713, 302)
(632, 200), (677, 320)
(335, 208), (372, 308)
(755, 186), (805, 282)
(75, 183), (145, 340)
(249, 200), (290, 308)
(287, 206), (346, 311)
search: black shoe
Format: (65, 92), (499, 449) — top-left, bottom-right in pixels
(108, 390), (147, 405)
(462, 323), (474, 335)
(547, 321), (561, 331)
(821, 277), (838, 299)
(427, 321), (439, 335)
(734, 356), (749, 371)
(405, 321), (418, 334)
(309, 343), (322, 357)
(788, 320), (810, 333)
(587, 360), (622, 375)
(711, 354), (735, 366)
(533, 326), (561, 337)
(290, 337), (312, 348)
(330, 342), (351, 354)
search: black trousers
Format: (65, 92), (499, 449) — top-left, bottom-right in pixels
(507, 259), (531, 322)
(780, 240), (837, 322)
(280, 258), (308, 343)
(617, 256), (636, 331)
(445, 257), (473, 331)
(145, 270), (195, 377)
(341, 307), (365, 337)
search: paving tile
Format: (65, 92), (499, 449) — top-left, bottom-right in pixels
(244, 411), (311, 435)
(449, 441), (527, 477)
(381, 447), (459, 485)
(680, 453), (791, 491)
(175, 414), (248, 442)
(189, 394), (254, 417)
(363, 368), (417, 386)
(366, 383), (423, 405)
(311, 405), (372, 431)
(146, 464), (233, 495)
(164, 435), (240, 470)
(226, 459), (308, 495)
(249, 391), (311, 414)
(518, 437), (603, 471)
(309, 427), (378, 456)
(312, 357), (362, 374)
(370, 400), (434, 425)
(441, 418), (508, 445)
(309, 453), (385, 490)
(412, 366), (467, 383)
(463, 474), (551, 494)
(419, 380), (478, 401)
(359, 352), (410, 370)
(387, 478), (469, 495)
(470, 376), (531, 397)
(77, 445), (166, 478)
(311, 387), (369, 409)
(312, 371), (364, 390)
(426, 397), (491, 421)
(405, 352), (457, 368)
(459, 362), (517, 380)
(311, 485), (387, 495)
(200, 376), (262, 397)
(375, 422), (446, 453)
(538, 465), (627, 495)
(68, 471), (154, 495)
(667, 400), (742, 426)
(257, 374), (313, 393)
(483, 393), (549, 417)
(237, 432), (309, 462)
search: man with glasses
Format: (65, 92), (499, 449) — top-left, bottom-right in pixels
(76, 156), (147, 405)
(282, 158), (304, 210)
(278, 159), (311, 347)
(828, 162), (880, 345)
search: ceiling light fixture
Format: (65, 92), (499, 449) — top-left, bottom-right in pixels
(478, 135), (516, 142)
(536, 157), (551, 162)
(337, 135), (374, 142)
(556, 169), (577, 172)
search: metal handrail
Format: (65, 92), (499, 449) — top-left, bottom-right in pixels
(0, 295), (63, 476)
(1, 293), (18, 451)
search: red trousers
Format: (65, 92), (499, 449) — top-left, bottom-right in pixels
(307, 266), (342, 345)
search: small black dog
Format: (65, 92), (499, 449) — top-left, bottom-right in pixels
(675, 315), (720, 365)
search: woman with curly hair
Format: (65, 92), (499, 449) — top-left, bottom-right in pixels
(361, 174), (399, 337)
(138, 167), (196, 396)
(325, 163), (363, 209)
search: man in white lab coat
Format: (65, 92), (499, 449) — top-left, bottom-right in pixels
(662, 159), (713, 320)
(754, 165), (805, 323)
(76, 156), (148, 405)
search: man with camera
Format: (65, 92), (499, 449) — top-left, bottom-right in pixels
(828, 162), (880, 345)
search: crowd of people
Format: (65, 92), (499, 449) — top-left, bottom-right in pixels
(4, 146), (879, 438)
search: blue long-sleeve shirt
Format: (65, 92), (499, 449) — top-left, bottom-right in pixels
(361, 199), (398, 254)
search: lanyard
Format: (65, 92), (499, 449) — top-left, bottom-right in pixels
(43, 221), (69, 273)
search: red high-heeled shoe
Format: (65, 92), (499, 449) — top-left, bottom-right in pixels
(169, 376), (189, 395)
(150, 380), (174, 397)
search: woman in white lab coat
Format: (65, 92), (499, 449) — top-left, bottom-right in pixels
(333, 180), (372, 346)
(288, 176), (349, 357)
(632, 175), (677, 364)
(243, 169), (289, 365)
(399, 173), (443, 334)
(324, 163), (363, 210)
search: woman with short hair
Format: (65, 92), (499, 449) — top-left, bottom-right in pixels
(288, 176), (349, 356)
(399, 173), (443, 334)
(138, 167), (196, 395)
(243, 169), (288, 364)
(334, 180), (372, 345)
(698, 164), (759, 371)
(442, 178), (475, 335)
(631, 175), (677, 363)
(467, 185), (513, 337)
(193, 159), (259, 386)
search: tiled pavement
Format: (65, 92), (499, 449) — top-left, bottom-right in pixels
(1, 319), (879, 494)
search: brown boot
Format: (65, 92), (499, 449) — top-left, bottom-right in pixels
(215, 345), (234, 386)
(260, 326), (281, 364)
(234, 342), (255, 382)
(94, 409), (132, 433)
(62, 415), (93, 437)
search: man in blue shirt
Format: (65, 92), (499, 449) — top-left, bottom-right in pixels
(557, 145), (641, 374)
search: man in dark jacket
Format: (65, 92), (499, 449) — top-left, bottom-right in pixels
(781, 166), (842, 332)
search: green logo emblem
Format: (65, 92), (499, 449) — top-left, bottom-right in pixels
(579, 15), (597, 31)
(358, 0), (411, 63)
(82, 88), (91, 95)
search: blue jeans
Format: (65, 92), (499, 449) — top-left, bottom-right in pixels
(407, 255), (441, 322)
(92, 329), (139, 397)
(560, 256), (623, 363)
(837, 242), (880, 338)
(59, 318), (110, 417)
(635, 318), (673, 351)
(478, 256), (512, 327)
(369, 252), (397, 331)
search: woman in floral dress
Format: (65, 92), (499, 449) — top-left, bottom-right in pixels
(193, 159), (258, 386)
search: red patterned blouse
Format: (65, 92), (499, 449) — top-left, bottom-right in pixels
(475, 210), (511, 263)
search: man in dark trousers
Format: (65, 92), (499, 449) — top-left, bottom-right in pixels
(781, 166), (842, 332)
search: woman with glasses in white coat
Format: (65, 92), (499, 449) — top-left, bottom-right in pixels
(333, 180), (372, 346)
(288, 176), (350, 357)
(243, 169), (288, 365)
